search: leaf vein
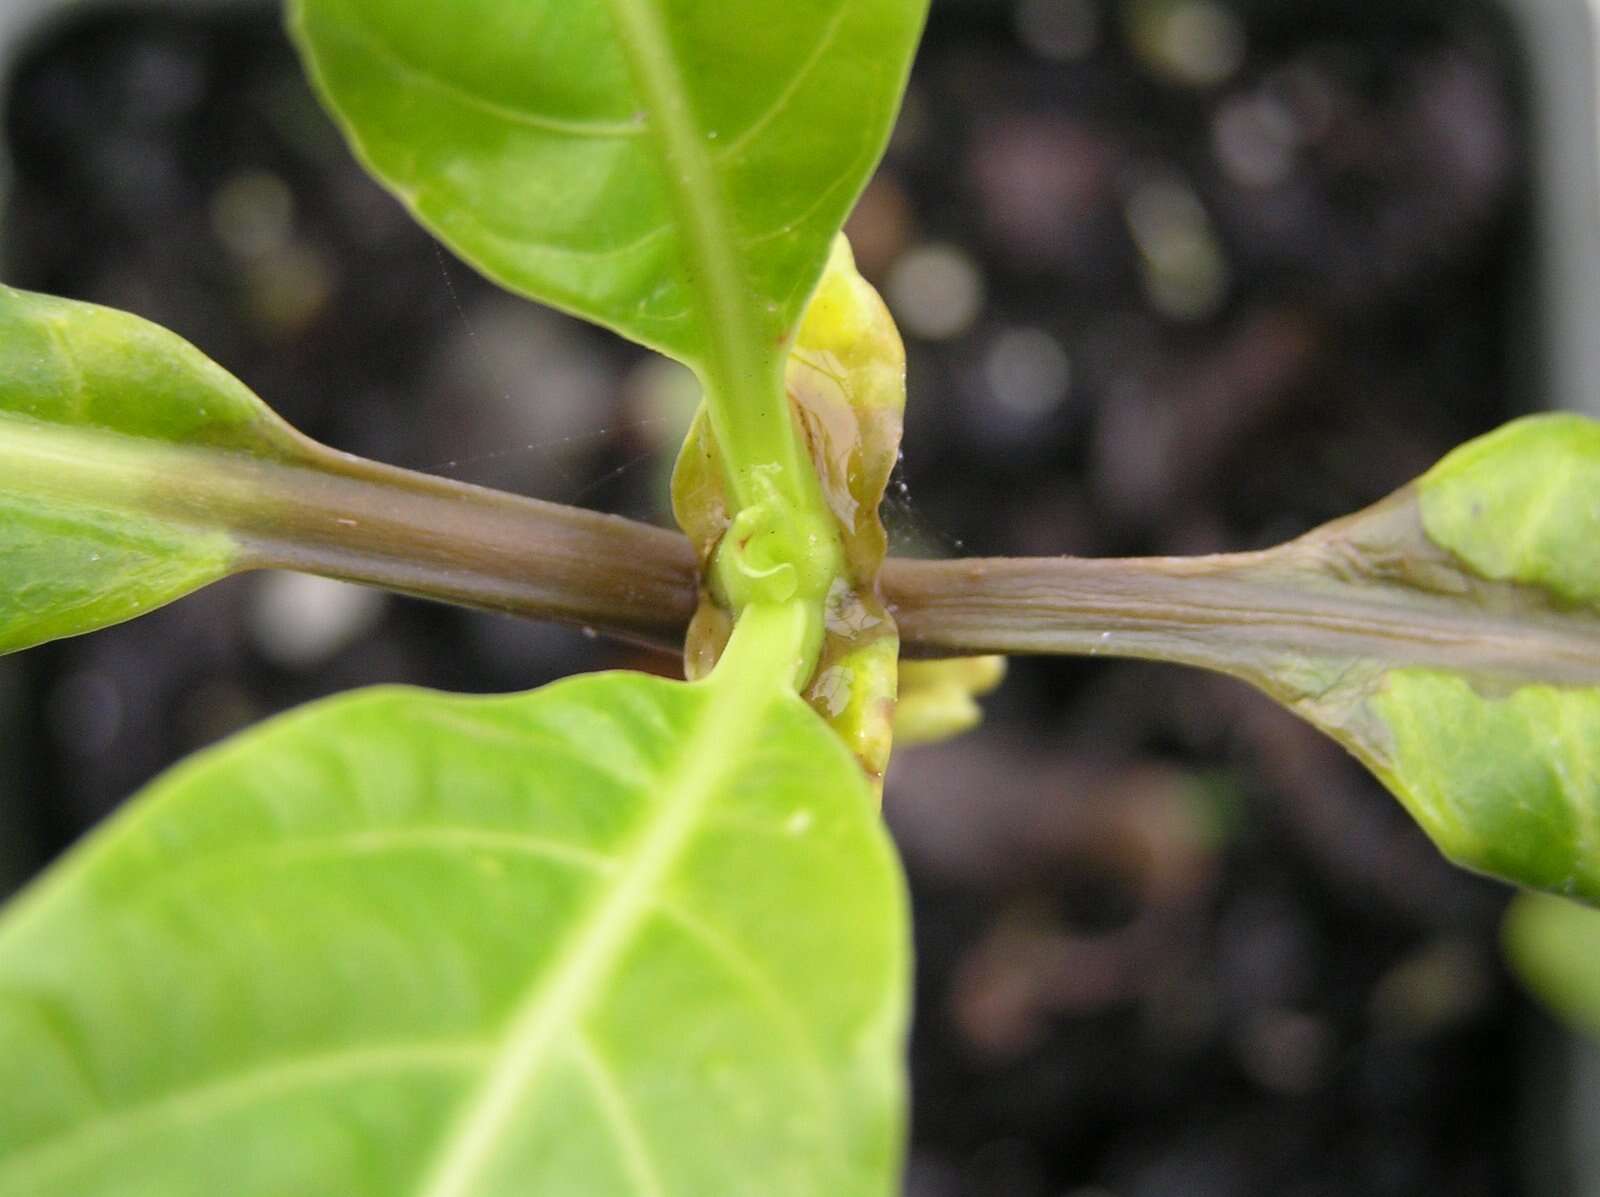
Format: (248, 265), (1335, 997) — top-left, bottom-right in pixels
(415, 680), (764, 1197)
(338, 15), (646, 140)
(569, 1035), (669, 1197)
(601, 0), (784, 456)
(713, 2), (850, 164)
(651, 898), (840, 1136)
(240, 826), (619, 876)
(0, 1040), (486, 1194)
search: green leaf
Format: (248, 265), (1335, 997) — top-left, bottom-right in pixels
(1246, 414), (1600, 901)
(1355, 415), (1600, 900)
(1369, 673), (1600, 898)
(1351, 416), (1600, 899)
(0, 285), (708, 656)
(1418, 413), (1600, 608)
(0, 286), (305, 654)
(1019, 415), (1600, 902)
(0, 669), (909, 1195)
(1504, 890), (1600, 1037)
(288, 0), (926, 372)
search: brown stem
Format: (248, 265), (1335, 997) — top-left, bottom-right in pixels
(228, 445), (701, 651)
(221, 445), (1600, 687)
(883, 555), (1600, 688)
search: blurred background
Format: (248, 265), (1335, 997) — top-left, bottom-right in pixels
(0, 0), (1592, 1192)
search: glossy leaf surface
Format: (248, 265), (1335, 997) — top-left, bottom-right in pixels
(288, 0), (927, 383)
(0, 286), (302, 653)
(0, 670), (909, 1196)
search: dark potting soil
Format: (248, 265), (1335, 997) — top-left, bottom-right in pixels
(0, 1), (1555, 1193)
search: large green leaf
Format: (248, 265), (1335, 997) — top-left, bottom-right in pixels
(287, 0), (927, 391)
(0, 286), (302, 653)
(0, 668), (909, 1195)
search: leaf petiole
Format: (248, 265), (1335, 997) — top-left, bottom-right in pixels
(710, 599), (820, 696)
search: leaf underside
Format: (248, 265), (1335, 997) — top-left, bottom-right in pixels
(0, 672), (909, 1197)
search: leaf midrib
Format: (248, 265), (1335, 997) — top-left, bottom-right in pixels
(599, 0), (790, 504)
(415, 675), (774, 1197)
